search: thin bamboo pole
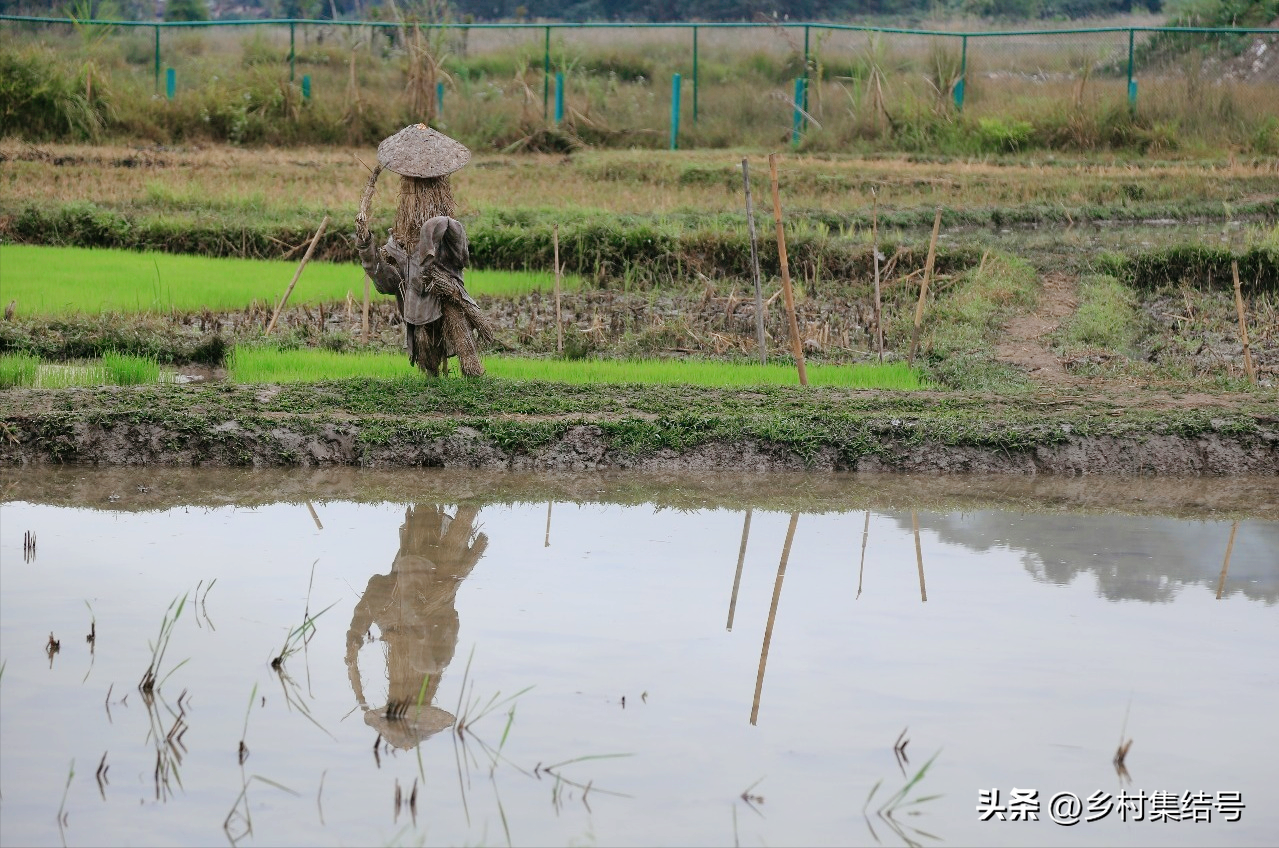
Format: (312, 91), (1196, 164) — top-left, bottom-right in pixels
(553, 223), (564, 355)
(306, 501), (323, 531)
(1216, 520), (1238, 600)
(267, 215), (329, 336)
(767, 153), (808, 386)
(544, 501), (552, 548)
(872, 190), (883, 363)
(909, 207), (942, 366)
(751, 512), (798, 726)
(1231, 261), (1257, 385)
(742, 159), (767, 365)
(727, 508), (752, 631)
(362, 274), (371, 344)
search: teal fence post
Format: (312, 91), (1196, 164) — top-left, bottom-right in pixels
(692, 25), (699, 124)
(802, 25), (810, 126)
(289, 21), (296, 82)
(165, 67), (175, 100)
(791, 77), (805, 146)
(543, 26), (551, 120)
(302, 74), (311, 101)
(670, 73), (682, 150)
(955, 35), (967, 111)
(436, 81), (444, 115)
(554, 72), (564, 125)
(153, 25), (160, 94)
(1127, 28), (1137, 114)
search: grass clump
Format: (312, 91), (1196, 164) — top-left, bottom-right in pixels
(35, 361), (108, 388)
(919, 252), (1039, 393)
(102, 349), (161, 386)
(1061, 275), (1139, 353)
(0, 351), (166, 388)
(227, 346), (930, 390)
(0, 352), (40, 388)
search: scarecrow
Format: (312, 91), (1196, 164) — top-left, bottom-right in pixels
(344, 504), (488, 748)
(355, 124), (494, 377)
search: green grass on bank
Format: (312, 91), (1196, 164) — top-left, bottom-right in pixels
(227, 347), (929, 390)
(0, 350), (162, 388)
(0, 245), (581, 315)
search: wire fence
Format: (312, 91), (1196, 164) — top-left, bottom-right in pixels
(4, 16), (1277, 149)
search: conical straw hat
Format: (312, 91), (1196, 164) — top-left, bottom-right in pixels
(377, 123), (471, 178)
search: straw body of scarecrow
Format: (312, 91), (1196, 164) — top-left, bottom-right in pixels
(344, 504), (488, 748)
(355, 124), (494, 377)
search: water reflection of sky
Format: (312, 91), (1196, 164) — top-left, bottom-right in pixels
(1, 487), (1276, 847)
(893, 512), (1279, 604)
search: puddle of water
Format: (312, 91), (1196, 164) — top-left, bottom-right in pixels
(1, 469), (1276, 847)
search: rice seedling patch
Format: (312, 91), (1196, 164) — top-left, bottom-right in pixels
(0, 245), (581, 316)
(225, 346), (929, 390)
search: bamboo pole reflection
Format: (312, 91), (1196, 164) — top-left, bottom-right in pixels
(727, 508), (752, 631)
(751, 512), (798, 726)
(912, 510), (927, 603)
(345, 504), (487, 748)
(857, 510), (870, 600)
(1216, 520), (1238, 600)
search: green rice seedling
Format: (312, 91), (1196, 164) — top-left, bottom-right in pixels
(36, 361), (107, 389)
(138, 593), (189, 697)
(102, 349), (161, 385)
(0, 352), (39, 388)
(480, 357), (930, 390)
(271, 600), (337, 670)
(0, 245), (582, 316)
(228, 346), (418, 383)
(226, 346), (930, 390)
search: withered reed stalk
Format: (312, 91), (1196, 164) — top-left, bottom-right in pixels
(266, 215), (329, 336)
(909, 207), (943, 366)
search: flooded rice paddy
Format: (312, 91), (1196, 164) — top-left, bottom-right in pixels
(1, 469), (1276, 847)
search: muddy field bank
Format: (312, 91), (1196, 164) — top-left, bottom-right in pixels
(2, 384), (1276, 475)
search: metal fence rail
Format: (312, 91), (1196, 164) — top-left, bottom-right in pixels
(4, 15), (1276, 148)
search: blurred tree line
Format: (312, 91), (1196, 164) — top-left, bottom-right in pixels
(43, 0), (1279, 23)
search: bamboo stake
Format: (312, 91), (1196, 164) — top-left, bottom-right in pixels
(1231, 261), (1257, 385)
(872, 190), (883, 363)
(767, 153), (808, 386)
(856, 510), (870, 600)
(751, 512), (798, 726)
(544, 501), (552, 548)
(727, 508), (752, 631)
(742, 159), (767, 365)
(1216, 520), (1238, 600)
(912, 509), (927, 603)
(553, 224), (564, 355)
(362, 273), (371, 344)
(306, 501), (323, 531)
(909, 207), (942, 366)
(266, 215), (329, 336)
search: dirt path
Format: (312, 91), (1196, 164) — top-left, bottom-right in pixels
(995, 271), (1079, 384)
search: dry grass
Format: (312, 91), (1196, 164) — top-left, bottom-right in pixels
(3, 140), (1276, 220)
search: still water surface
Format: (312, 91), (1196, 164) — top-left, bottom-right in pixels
(1, 469), (1276, 847)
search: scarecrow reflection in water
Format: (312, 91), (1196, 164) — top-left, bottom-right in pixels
(345, 504), (487, 748)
